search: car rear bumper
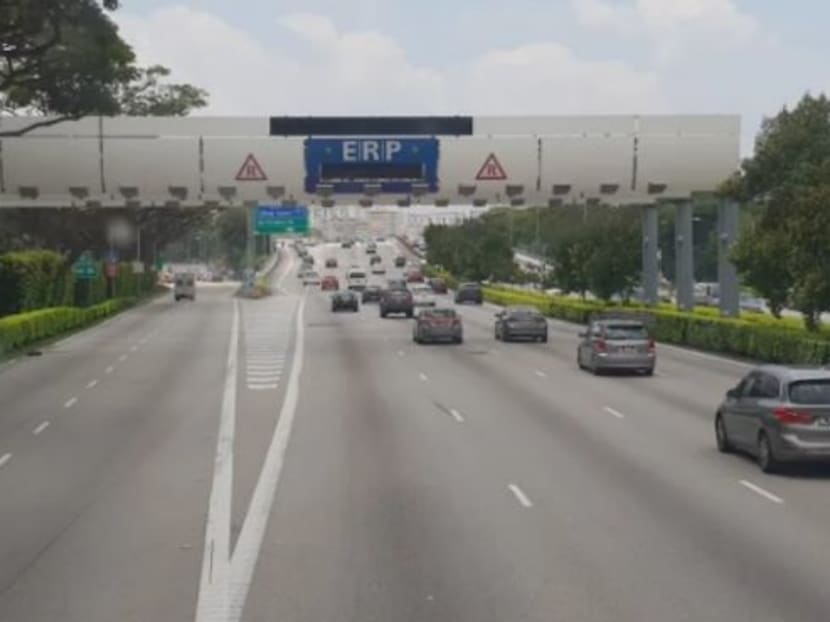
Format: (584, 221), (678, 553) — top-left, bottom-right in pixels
(382, 305), (413, 313)
(422, 330), (462, 340)
(773, 433), (830, 462)
(594, 353), (655, 369)
(503, 327), (547, 338)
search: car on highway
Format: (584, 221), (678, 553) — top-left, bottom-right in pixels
(371, 265), (387, 275)
(406, 269), (425, 283)
(321, 275), (339, 291)
(325, 257), (338, 268)
(454, 282), (483, 305)
(369, 255), (382, 265)
(302, 254), (314, 267)
(494, 306), (548, 342)
(715, 366), (830, 473)
(380, 286), (414, 318)
(302, 270), (321, 286)
(341, 240), (353, 249)
(411, 283), (436, 307)
(413, 308), (463, 344)
(366, 242), (377, 254)
(346, 269), (368, 291)
(394, 255), (407, 268)
(386, 278), (408, 291)
(576, 317), (655, 375)
(428, 277), (448, 294)
(361, 285), (382, 303)
(173, 272), (196, 301)
(331, 290), (359, 312)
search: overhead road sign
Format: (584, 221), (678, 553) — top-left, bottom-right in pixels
(254, 204), (309, 235)
(304, 138), (440, 195)
(236, 153), (268, 181)
(72, 252), (99, 279)
(476, 153), (508, 181)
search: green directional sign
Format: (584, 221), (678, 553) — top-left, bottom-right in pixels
(72, 252), (99, 280)
(254, 204), (310, 235)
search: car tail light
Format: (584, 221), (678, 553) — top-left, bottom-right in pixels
(593, 338), (607, 353)
(774, 408), (813, 425)
(648, 338), (656, 352)
(452, 319), (461, 327)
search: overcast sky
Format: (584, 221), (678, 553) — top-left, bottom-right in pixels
(115, 1), (830, 155)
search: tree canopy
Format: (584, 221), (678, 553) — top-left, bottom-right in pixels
(0, 0), (207, 136)
(727, 93), (830, 329)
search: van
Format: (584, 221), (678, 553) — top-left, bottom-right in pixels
(346, 269), (368, 291)
(174, 272), (196, 301)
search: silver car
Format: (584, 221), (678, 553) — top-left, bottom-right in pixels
(716, 366), (830, 473)
(494, 306), (548, 342)
(577, 318), (655, 375)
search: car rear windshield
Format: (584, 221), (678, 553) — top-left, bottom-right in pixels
(425, 309), (456, 318)
(788, 379), (830, 404)
(349, 272), (366, 279)
(604, 324), (648, 340)
(508, 309), (542, 319)
(461, 283), (480, 290)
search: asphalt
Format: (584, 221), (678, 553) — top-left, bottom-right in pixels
(1, 239), (830, 621)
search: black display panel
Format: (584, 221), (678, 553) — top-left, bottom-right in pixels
(270, 116), (473, 136)
(320, 162), (424, 180)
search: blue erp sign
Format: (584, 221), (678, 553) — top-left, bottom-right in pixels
(304, 138), (440, 195)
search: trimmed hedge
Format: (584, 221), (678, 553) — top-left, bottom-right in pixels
(0, 250), (74, 316)
(481, 285), (830, 365)
(0, 299), (134, 356)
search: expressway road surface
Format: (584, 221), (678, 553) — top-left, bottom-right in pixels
(1, 240), (830, 621)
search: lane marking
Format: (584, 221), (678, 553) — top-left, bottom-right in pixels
(449, 408), (465, 423)
(247, 384), (279, 391)
(397, 350), (405, 357)
(195, 299), (240, 620)
(603, 406), (625, 419)
(129, 345), (138, 352)
(119, 354), (128, 362)
(535, 370), (547, 378)
(64, 397), (78, 409)
(86, 379), (99, 389)
(0, 453), (11, 468)
(105, 366), (115, 374)
(739, 480), (784, 505)
(508, 484), (534, 508)
(227, 295), (307, 620)
(33, 421), (50, 435)
(419, 372), (428, 382)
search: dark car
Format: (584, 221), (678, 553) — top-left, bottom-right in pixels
(341, 240), (353, 249)
(361, 285), (382, 303)
(455, 282), (483, 305)
(380, 287), (414, 318)
(325, 257), (338, 268)
(716, 366), (830, 473)
(370, 255), (382, 265)
(428, 278), (448, 294)
(331, 290), (359, 312)
(413, 308), (463, 344)
(386, 278), (408, 291)
(394, 256), (407, 268)
(494, 306), (548, 342)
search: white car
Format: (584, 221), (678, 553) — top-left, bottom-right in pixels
(346, 269), (368, 291)
(411, 284), (436, 307)
(302, 270), (321, 286)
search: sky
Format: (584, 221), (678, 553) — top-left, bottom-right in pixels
(114, 0), (830, 155)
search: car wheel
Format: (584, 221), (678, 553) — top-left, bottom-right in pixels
(413, 333), (420, 343)
(502, 330), (511, 343)
(406, 310), (414, 318)
(757, 432), (780, 473)
(380, 309), (387, 318)
(455, 336), (463, 344)
(494, 326), (501, 340)
(174, 296), (180, 302)
(715, 414), (732, 454)
(540, 334), (548, 344)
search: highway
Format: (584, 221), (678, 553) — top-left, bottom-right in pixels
(1, 240), (830, 621)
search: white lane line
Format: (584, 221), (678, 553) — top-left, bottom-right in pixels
(227, 295), (307, 620)
(129, 345), (138, 352)
(118, 354), (128, 362)
(105, 366), (115, 374)
(247, 384), (279, 391)
(508, 484), (534, 508)
(449, 408), (465, 423)
(603, 406), (625, 419)
(195, 299), (240, 621)
(86, 379), (99, 389)
(64, 397), (78, 409)
(397, 350), (405, 357)
(419, 372), (428, 382)
(33, 421), (50, 435)
(0, 453), (11, 468)
(739, 480), (784, 505)
(535, 370), (547, 378)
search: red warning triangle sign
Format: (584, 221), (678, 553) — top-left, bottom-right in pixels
(475, 153), (507, 181)
(235, 153), (268, 181)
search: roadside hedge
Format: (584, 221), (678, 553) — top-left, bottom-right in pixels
(0, 299), (134, 356)
(0, 251), (74, 316)
(481, 285), (830, 365)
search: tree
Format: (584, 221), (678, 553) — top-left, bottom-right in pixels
(586, 212), (641, 302)
(727, 93), (830, 329)
(1, 1), (207, 136)
(552, 234), (592, 298)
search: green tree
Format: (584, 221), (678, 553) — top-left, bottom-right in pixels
(552, 234), (592, 298)
(727, 93), (830, 329)
(586, 213), (642, 301)
(0, 1), (208, 136)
